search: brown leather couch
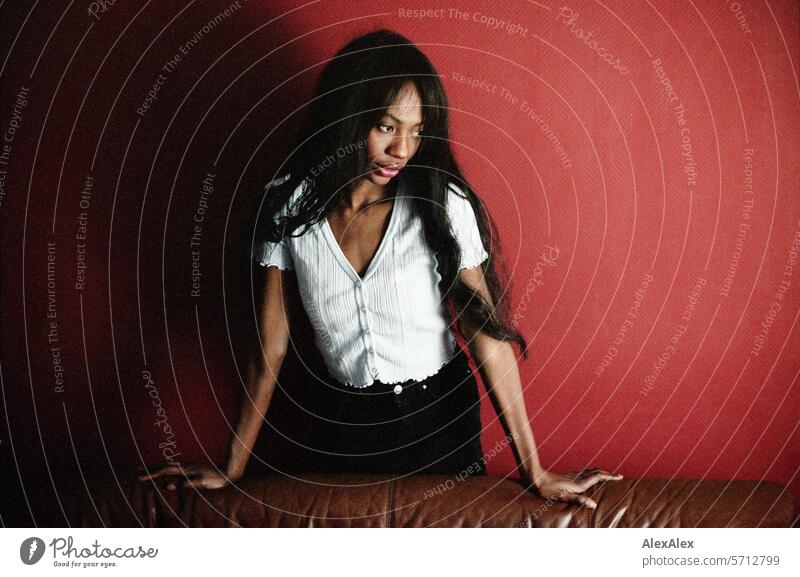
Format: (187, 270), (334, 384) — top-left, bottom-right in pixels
(65, 472), (794, 527)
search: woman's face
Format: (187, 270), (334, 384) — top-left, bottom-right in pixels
(364, 82), (424, 186)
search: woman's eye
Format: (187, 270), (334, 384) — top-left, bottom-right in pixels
(376, 124), (423, 138)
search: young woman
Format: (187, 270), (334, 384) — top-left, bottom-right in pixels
(140, 29), (622, 509)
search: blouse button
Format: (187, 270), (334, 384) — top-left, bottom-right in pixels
(364, 328), (371, 334)
(393, 384), (403, 395)
(368, 347), (374, 353)
(360, 305), (366, 312)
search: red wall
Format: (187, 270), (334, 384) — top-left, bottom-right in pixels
(1, 0), (798, 524)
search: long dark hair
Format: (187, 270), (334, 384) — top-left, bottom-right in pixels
(259, 28), (527, 358)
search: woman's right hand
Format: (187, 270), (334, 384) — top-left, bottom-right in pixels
(137, 462), (237, 491)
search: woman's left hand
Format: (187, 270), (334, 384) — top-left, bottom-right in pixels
(525, 468), (624, 509)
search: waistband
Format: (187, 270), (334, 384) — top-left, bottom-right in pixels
(326, 346), (471, 395)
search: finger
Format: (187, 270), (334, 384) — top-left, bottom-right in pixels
(585, 469), (617, 477)
(564, 492), (597, 509)
(184, 477), (222, 490)
(549, 486), (578, 500)
(167, 476), (205, 491)
(577, 472), (623, 491)
(139, 463), (201, 482)
(152, 459), (183, 469)
(589, 469), (624, 479)
(137, 465), (182, 481)
(575, 468), (608, 480)
(167, 464), (204, 478)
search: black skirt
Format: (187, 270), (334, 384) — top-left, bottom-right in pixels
(248, 346), (486, 477)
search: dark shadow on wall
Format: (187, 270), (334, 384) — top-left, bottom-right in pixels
(0, 1), (339, 527)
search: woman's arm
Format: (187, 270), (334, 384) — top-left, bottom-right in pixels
(224, 265), (294, 481)
(457, 266), (622, 508)
(137, 265), (294, 490)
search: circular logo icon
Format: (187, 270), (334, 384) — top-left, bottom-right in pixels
(20, 537), (46, 565)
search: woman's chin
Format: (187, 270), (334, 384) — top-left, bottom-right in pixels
(366, 172), (393, 185)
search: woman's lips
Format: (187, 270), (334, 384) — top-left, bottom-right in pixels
(374, 163), (402, 178)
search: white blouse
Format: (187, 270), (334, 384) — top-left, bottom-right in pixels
(255, 175), (489, 387)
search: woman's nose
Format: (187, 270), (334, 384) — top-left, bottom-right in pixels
(387, 134), (412, 159)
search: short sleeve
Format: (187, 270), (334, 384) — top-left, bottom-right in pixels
(253, 175), (301, 270)
(447, 184), (489, 269)
(256, 236), (293, 270)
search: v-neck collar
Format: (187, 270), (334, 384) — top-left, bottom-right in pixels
(321, 180), (405, 283)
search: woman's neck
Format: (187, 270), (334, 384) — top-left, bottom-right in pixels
(342, 178), (397, 213)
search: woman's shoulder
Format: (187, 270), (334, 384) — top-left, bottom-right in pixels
(446, 179), (467, 198)
(266, 174), (309, 220)
(444, 180), (480, 221)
